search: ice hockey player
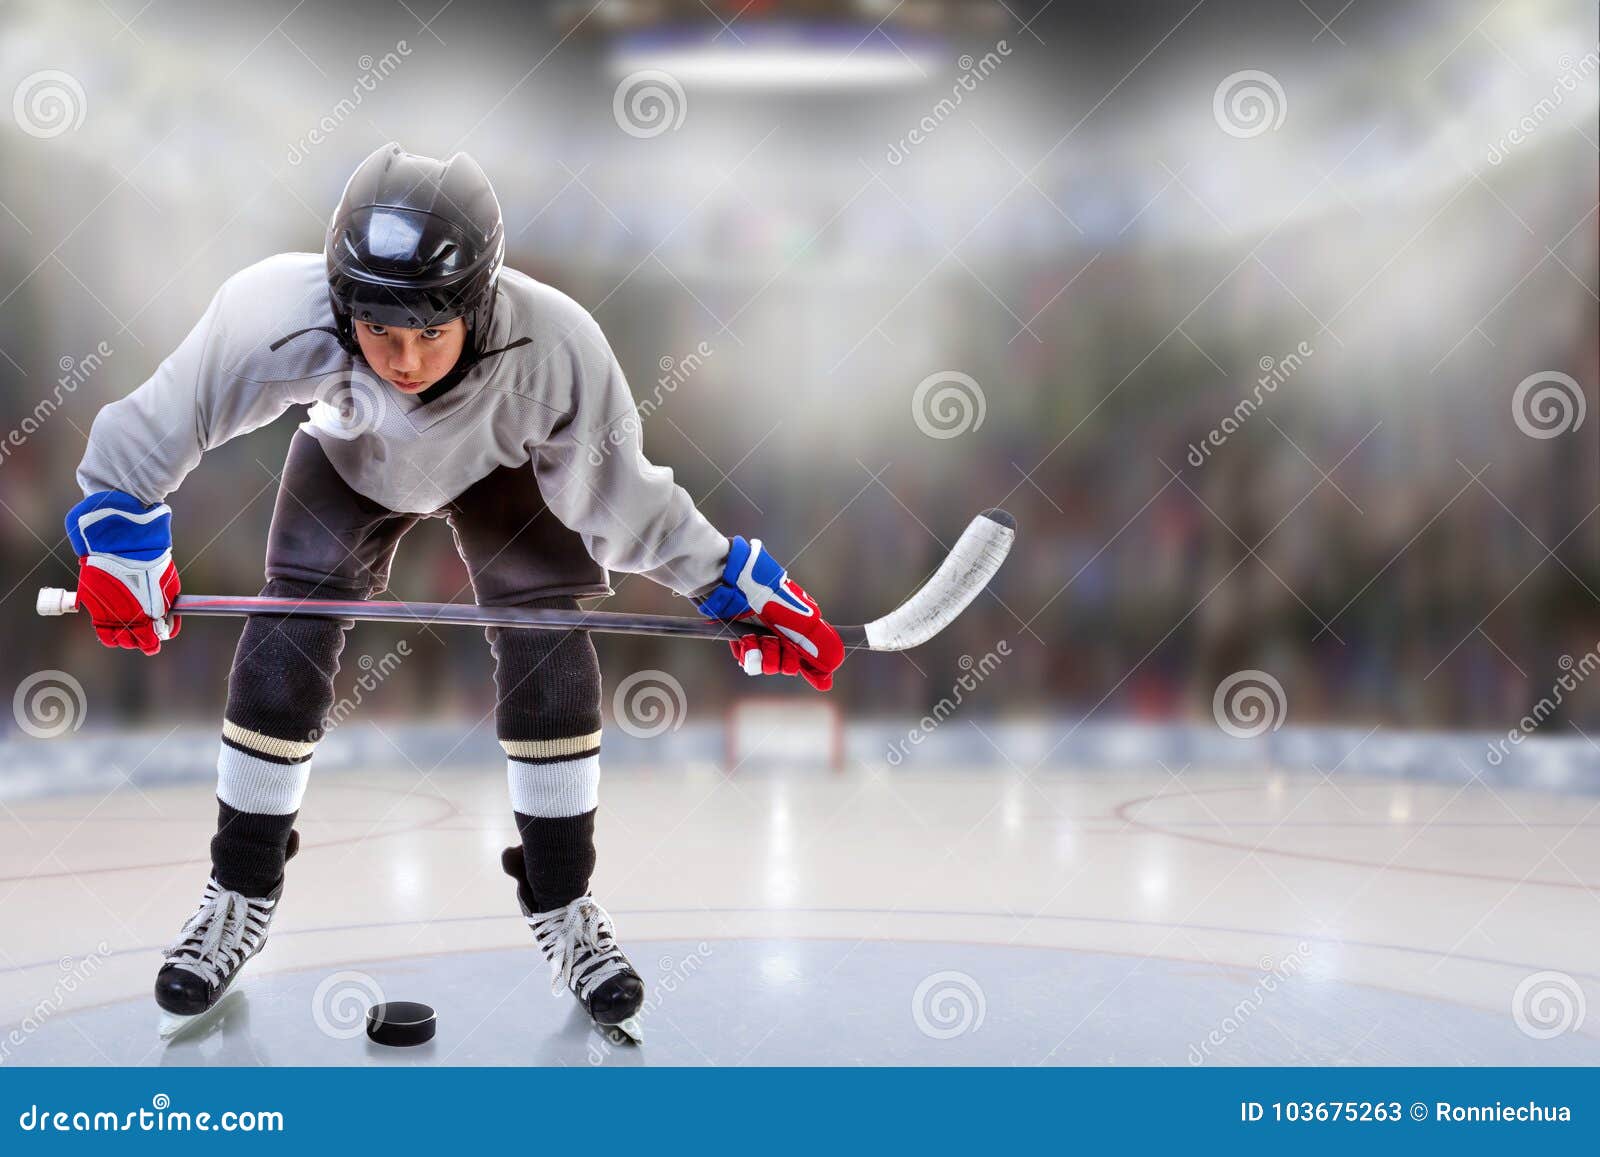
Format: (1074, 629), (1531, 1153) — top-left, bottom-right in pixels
(65, 143), (845, 1040)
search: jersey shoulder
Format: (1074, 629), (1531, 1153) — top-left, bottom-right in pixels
(489, 267), (617, 410)
(495, 267), (609, 353)
(213, 252), (347, 384)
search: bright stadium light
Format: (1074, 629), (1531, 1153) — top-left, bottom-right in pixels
(609, 27), (944, 90)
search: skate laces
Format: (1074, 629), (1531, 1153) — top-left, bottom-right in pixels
(529, 897), (630, 998)
(163, 881), (272, 988)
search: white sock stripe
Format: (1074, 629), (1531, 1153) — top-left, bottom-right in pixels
(499, 731), (603, 760)
(506, 754), (600, 818)
(222, 721), (318, 762)
(217, 743), (311, 815)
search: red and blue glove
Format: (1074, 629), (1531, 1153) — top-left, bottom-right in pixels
(697, 536), (844, 691)
(65, 491), (181, 655)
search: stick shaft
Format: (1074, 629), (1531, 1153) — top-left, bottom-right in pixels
(35, 506), (1010, 652)
(132, 593), (871, 647)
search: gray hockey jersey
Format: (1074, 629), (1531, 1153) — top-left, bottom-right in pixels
(75, 253), (729, 598)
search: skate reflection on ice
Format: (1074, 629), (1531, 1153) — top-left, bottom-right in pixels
(577, 1003), (647, 1068)
(157, 990), (258, 1065)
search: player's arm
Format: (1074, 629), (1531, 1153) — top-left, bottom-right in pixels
(68, 273), (297, 653)
(529, 313), (729, 596)
(529, 316), (843, 690)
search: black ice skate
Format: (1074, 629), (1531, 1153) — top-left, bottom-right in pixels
(501, 847), (645, 1043)
(154, 831), (298, 1039)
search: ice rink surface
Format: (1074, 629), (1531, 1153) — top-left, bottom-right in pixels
(2, 731), (1596, 1067)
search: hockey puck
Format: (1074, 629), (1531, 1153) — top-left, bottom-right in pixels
(364, 1001), (436, 1047)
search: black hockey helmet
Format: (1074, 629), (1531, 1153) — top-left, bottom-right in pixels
(326, 143), (505, 358)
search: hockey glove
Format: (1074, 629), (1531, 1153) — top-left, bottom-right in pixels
(697, 536), (844, 692)
(65, 491), (181, 655)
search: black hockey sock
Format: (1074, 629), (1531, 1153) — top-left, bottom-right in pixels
(490, 597), (603, 912)
(210, 799), (298, 898)
(514, 809), (597, 911)
(486, 599), (602, 742)
(225, 577), (351, 743)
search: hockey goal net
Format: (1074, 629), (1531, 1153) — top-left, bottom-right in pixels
(724, 695), (845, 771)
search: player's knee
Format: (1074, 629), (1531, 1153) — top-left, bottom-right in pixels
(225, 578), (349, 742)
(488, 602), (601, 737)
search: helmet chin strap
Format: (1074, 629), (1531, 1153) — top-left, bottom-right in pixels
(272, 283), (533, 404)
(410, 348), (473, 404)
(268, 324), (341, 353)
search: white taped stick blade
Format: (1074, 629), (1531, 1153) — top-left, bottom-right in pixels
(862, 510), (1014, 651)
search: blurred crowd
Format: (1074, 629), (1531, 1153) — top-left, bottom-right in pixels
(0, 0), (1595, 738)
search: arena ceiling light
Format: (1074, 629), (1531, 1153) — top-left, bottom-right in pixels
(609, 26), (945, 90)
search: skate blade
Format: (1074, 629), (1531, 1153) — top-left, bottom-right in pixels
(602, 1015), (643, 1045)
(157, 1009), (208, 1040)
(156, 990), (235, 1041)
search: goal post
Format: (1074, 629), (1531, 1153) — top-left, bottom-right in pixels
(723, 695), (846, 771)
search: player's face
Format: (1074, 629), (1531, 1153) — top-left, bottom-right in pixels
(354, 318), (468, 393)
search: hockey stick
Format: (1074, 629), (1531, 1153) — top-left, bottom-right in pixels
(37, 509), (1015, 653)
